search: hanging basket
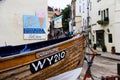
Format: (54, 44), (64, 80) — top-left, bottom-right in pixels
(97, 20), (109, 26)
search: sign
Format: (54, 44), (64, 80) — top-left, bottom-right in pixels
(53, 15), (62, 28)
(30, 50), (66, 73)
(36, 48), (58, 58)
(23, 9), (47, 40)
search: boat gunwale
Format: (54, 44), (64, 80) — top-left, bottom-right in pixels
(0, 34), (85, 61)
(0, 34), (86, 73)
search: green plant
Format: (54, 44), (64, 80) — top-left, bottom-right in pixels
(61, 5), (71, 32)
(93, 44), (97, 50)
(89, 39), (91, 44)
(97, 20), (109, 26)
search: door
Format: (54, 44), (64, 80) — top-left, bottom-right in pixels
(96, 30), (105, 47)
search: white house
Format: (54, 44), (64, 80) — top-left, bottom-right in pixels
(90, 0), (120, 53)
(0, 0), (48, 46)
(71, 0), (84, 34)
(81, 0), (88, 29)
(75, 0), (82, 33)
(70, 0), (76, 34)
(75, 0), (88, 32)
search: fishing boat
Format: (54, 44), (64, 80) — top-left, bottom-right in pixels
(0, 34), (87, 80)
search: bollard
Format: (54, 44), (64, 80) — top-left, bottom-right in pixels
(118, 63), (120, 80)
(109, 76), (115, 80)
(101, 76), (116, 80)
(101, 76), (105, 80)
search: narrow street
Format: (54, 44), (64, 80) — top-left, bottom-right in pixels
(80, 55), (120, 80)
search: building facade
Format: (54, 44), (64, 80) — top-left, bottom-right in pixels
(71, 0), (83, 34)
(81, 0), (88, 29)
(69, 0), (82, 33)
(48, 6), (54, 24)
(90, 0), (120, 53)
(70, 0), (76, 34)
(75, 0), (82, 33)
(0, 0), (48, 46)
(48, 6), (54, 37)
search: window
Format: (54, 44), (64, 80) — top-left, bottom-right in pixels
(108, 34), (112, 43)
(100, 8), (109, 21)
(97, 0), (101, 2)
(83, 18), (84, 26)
(106, 8), (109, 17)
(85, 20), (87, 27)
(79, 0), (81, 3)
(83, 3), (84, 13)
(79, 6), (81, 13)
(98, 10), (101, 15)
(104, 10), (106, 19)
(90, 2), (92, 11)
(93, 35), (94, 42)
(101, 11), (103, 20)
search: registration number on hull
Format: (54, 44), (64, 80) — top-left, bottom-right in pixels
(30, 50), (66, 73)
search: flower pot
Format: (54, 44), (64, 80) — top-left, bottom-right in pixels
(102, 45), (107, 52)
(111, 46), (115, 54)
(93, 44), (96, 50)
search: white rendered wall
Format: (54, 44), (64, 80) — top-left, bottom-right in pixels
(75, 0), (82, 16)
(0, 0), (48, 46)
(114, 0), (120, 53)
(81, 0), (88, 28)
(90, 0), (117, 52)
(74, 0), (82, 33)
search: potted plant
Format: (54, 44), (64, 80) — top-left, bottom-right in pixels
(97, 20), (109, 26)
(89, 39), (91, 44)
(93, 44), (97, 50)
(102, 45), (107, 52)
(111, 46), (115, 54)
(97, 20), (104, 25)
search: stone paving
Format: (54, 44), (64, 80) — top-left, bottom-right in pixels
(86, 47), (120, 61)
(78, 48), (120, 80)
(100, 52), (120, 61)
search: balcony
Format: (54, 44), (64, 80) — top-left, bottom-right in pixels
(97, 17), (109, 26)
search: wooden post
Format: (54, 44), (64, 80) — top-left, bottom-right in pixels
(118, 63), (120, 80)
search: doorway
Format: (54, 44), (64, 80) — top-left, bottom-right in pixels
(96, 30), (105, 47)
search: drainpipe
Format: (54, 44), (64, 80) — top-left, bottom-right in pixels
(118, 63), (120, 80)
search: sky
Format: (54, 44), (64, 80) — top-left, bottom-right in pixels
(48, 0), (72, 9)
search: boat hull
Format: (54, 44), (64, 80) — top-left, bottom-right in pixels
(0, 35), (86, 80)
